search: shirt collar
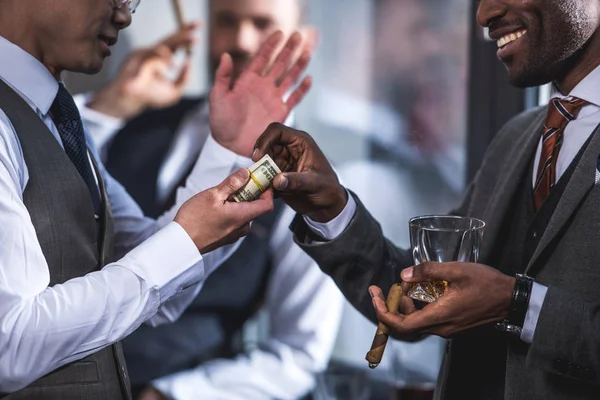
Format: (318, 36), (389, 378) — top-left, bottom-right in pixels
(0, 36), (59, 115)
(551, 64), (600, 108)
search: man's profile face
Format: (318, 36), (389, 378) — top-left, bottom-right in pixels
(477, 0), (600, 88)
(209, 0), (303, 82)
(33, 0), (131, 75)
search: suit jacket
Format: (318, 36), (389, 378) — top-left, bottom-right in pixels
(292, 106), (600, 399)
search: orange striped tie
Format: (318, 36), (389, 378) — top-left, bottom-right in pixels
(533, 97), (587, 210)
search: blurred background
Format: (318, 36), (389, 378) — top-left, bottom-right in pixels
(65, 0), (547, 398)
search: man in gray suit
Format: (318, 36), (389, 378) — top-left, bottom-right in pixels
(252, 0), (600, 398)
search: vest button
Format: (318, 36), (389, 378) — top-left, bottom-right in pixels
(532, 231), (538, 239)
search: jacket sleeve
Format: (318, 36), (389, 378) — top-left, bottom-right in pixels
(290, 183), (477, 334)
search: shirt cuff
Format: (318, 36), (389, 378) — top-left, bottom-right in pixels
(74, 92), (125, 151)
(303, 192), (357, 240)
(186, 134), (252, 192)
(520, 282), (548, 343)
(115, 221), (204, 303)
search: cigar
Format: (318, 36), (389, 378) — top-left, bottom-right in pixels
(365, 283), (403, 369)
(171, 0), (192, 55)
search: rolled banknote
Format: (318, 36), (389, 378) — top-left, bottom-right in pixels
(232, 154), (282, 202)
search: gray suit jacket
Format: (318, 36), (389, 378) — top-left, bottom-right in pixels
(292, 106), (600, 399)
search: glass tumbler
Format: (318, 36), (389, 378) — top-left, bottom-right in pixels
(407, 215), (485, 303)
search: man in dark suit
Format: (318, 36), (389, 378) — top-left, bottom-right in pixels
(76, 2), (342, 400)
(252, 0), (600, 399)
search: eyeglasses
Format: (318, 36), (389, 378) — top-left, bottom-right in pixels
(112, 0), (142, 13)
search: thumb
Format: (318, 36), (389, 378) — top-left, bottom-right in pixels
(400, 262), (459, 283)
(273, 171), (315, 193)
(217, 168), (250, 196)
(211, 53), (234, 98)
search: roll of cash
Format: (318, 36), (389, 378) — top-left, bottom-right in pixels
(232, 154), (282, 202)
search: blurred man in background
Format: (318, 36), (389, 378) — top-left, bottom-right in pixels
(76, 1), (343, 399)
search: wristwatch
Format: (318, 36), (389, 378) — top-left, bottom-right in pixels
(495, 273), (534, 337)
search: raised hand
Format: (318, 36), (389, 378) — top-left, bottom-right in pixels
(209, 31), (313, 157)
(174, 168), (274, 254)
(87, 23), (199, 120)
(253, 123), (347, 223)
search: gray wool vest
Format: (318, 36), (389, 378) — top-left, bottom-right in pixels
(0, 79), (132, 400)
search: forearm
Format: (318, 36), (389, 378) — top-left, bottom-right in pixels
(0, 223), (203, 392)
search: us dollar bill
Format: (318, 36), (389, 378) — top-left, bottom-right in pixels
(232, 154), (282, 202)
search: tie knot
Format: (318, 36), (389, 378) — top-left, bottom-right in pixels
(50, 84), (81, 125)
(544, 97), (588, 130)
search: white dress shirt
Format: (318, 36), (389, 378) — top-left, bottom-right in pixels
(0, 36), (240, 392)
(80, 102), (344, 399)
(306, 64), (600, 344)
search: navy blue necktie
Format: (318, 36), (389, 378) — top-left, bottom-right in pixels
(50, 84), (102, 219)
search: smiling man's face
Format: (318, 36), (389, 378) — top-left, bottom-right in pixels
(477, 0), (600, 87)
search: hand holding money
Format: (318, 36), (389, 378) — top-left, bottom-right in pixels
(233, 155), (282, 202)
(253, 123), (348, 222)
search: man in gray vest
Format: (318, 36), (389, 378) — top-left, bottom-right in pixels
(0, 0), (312, 399)
(253, 0), (600, 398)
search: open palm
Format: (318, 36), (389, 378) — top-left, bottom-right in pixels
(209, 31), (313, 157)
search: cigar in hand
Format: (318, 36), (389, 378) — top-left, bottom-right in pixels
(171, 0), (192, 55)
(365, 283), (403, 369)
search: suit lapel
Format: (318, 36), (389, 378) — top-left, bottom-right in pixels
(526, 123), (600, 272)
(480, 110), (546, 261)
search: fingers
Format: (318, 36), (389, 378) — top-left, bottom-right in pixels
(122, 45), (172, 77)
(267, 32), (303, 83)
(160, 21), (200, 52)
(228, 189), (274, 225)
(216, 168), (250, 196)
(273, 171), (317, 193)
(211, 53), (234, 98)
(246, 31), (285, 75)
(284, 76), (312, 111)
(174, 59), (191, 88)
(369, 286), (389, 313)
(279, 50), (312, 94)
(253, 123), (296, 161)
(223, 223), (252, 244)
(401, 262), (461, 283)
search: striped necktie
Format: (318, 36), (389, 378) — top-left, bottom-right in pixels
(533, 97), (587, 210)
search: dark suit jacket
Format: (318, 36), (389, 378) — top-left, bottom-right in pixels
(292, 106), (600, 399)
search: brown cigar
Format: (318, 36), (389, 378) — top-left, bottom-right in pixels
(365, 283), (403, 369)
(171, 0), (192, 55)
